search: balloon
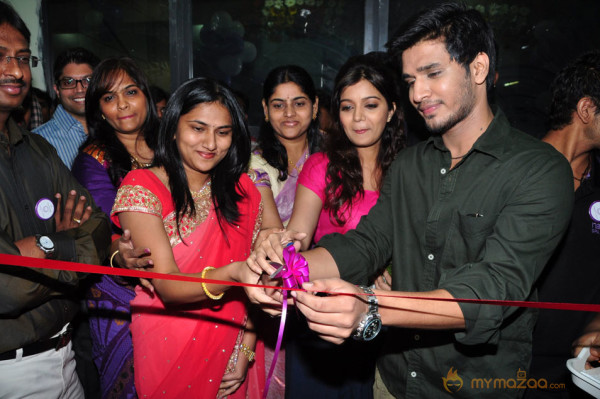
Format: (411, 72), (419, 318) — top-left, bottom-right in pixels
(218, 55), (243, 76)
(241, 41), (257, 63)
(231, 21), (245, 38)
(209, 11), (233, 31)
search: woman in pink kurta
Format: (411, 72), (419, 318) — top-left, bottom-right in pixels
(262, 53), (406, 398)
(298, 152), (381, 243)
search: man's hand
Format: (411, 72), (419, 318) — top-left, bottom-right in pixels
(14, 236), (44, 258)
(54, 190), (92, 231)
(573, 331), (600, 369)
(292, 279), (368, 345)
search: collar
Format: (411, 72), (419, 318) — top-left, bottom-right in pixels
(53, 104), (84, 129)
(427, 107), (512, 161)
(6, 117), (25, 145)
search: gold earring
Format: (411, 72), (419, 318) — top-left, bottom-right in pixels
(101, 115), (106, 120)
(265, 115), (269, 122)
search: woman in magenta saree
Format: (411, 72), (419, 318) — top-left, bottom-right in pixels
(112, 77), (266, 399)
(113, 169), (261, 398)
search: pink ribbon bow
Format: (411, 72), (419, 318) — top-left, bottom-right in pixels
(262, 243), (309, 398)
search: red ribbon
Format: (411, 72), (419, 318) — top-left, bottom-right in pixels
(1, 253), (600, 312)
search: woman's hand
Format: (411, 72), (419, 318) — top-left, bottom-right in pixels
(247, 229), (306, 275)
(236, 257), (282, 315)
(218, 348), (250, 399)
(113, 229), (154, 292)
(374, 269), (392, 291)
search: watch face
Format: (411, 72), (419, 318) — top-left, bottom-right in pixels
(40, 236), (54, 250)
(363, 317), (382, 341)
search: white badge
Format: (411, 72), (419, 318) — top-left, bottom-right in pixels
(35, 198), (55, 220)
(589, 201), (600, 222)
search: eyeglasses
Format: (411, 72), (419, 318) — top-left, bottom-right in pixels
(58, 77), (92, 90)
(1, 55), (39, 68)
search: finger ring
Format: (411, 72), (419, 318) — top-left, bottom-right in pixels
(73, 218), (81, 224)
(382, 275), (389, 285)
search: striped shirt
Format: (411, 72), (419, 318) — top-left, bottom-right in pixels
(33, 105), (87, 169)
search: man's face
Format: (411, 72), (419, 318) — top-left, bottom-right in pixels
(587, 107), (600, 149)
(402, 39), (477, 136)
(0, 23), (31, 114)
(54, 63), (94, 118)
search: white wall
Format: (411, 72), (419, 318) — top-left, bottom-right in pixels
(6, 0), (45, 88)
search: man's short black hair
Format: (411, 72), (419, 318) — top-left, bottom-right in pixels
(53, 47), (101, 82)
(548, 50), (600, 131)
(387, 2), (496, 91)
(0, 1), (30, 44)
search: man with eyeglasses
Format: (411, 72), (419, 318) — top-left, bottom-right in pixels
(34, 47), (100, 169)
(0, 2), (110, 397)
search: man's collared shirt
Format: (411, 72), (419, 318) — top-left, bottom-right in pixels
(33, 104), (87, 169)
(0, 118), (110, 352)
(319, 109), (573, 398)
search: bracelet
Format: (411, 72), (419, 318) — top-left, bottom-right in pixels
(201, 266), (224, 300)
(109, 250), (119, 268)
(239, 343), (255, 362)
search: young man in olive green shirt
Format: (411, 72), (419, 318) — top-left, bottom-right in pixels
(244, 3), (573, 398)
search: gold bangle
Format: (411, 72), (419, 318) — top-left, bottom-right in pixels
(109, 250), (119, 268)
(201, 266), (224, 300)
(239, 343), (255, 362)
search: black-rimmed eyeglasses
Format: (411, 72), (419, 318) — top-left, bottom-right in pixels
(58, 77), (92, 90)
(1, 55), (39, 68)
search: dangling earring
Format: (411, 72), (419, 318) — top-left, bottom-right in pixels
(101, 114), (106, 120)
(312, 113), (317, 121)
(265, 115), (269, 122)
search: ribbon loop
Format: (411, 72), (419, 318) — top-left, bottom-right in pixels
(271, 242), (309, 289)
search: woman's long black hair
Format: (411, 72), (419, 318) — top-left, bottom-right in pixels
(153, 77), (251, 234)
(258, 65), (321, 180)
(324, 52), (406, 226)
(84, 57), (159, 186)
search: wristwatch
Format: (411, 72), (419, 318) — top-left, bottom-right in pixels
(352, 285), (382, 341)
(35, 234), (55, 258)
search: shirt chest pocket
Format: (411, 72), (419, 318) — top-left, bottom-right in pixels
(444, 211), (498, 266)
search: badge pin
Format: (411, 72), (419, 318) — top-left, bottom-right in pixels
(35, 198), (55, 220)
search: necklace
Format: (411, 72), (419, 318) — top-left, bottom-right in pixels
(573, 153), (592, 183)
(288, 145), (309, 174)
(130, 155), (152, 169)
(451, 153), (468, 160)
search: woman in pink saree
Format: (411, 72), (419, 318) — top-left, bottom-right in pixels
(111, 78), (265, 398)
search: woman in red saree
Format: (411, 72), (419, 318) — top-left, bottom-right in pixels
(111, 77), (265, 398)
